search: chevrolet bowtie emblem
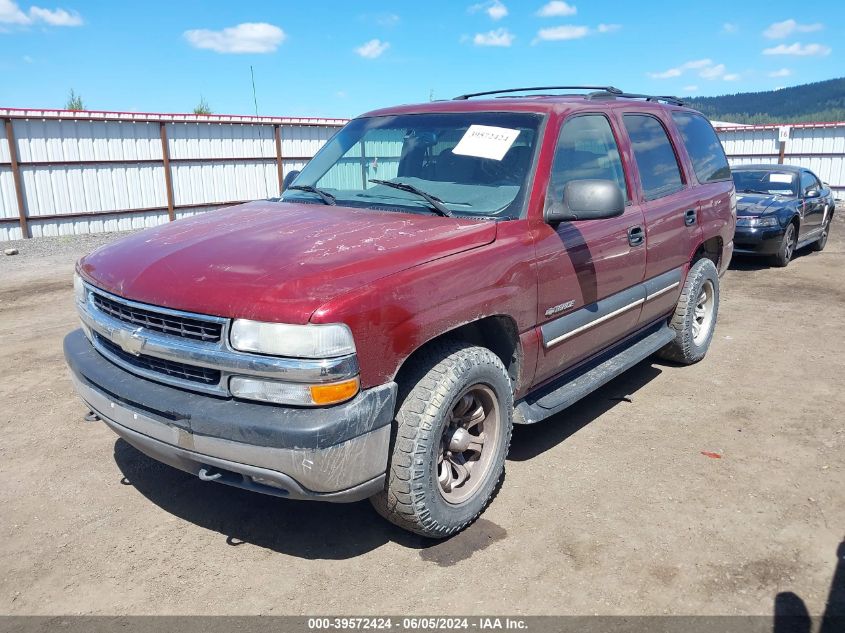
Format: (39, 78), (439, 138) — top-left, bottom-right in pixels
(114, 327), (146, 356)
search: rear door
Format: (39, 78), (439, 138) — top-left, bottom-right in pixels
(617, 111), (703, 326)
(533, 113), (646, 385)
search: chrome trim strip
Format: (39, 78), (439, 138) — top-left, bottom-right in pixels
(646, 281), (680, 301)
(545, 298), (644, 348)
(78, 283), (359, 395)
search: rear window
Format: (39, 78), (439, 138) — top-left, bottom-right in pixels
(671, 112), (731, 184)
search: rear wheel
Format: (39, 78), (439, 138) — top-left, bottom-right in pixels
(770, 222), (797, 267)
(370, 341), (513, 539)
(658, 258), (720, 365)
(811, 210), (832, 252)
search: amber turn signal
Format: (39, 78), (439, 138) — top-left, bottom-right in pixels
(309, 378), (360, 405)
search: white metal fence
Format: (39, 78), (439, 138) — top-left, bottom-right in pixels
(0, 108), (347, 241)
(715, 121), (845, 199)
(3, 110), (844, 241)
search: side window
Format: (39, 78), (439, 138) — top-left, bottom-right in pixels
(546, 115), (628, 211)
(623, 114), (684, 201)
(800, 171), (817, 194)
(671, 112), (731, 183)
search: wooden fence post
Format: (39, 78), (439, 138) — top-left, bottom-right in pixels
(159, 122), (176, 221)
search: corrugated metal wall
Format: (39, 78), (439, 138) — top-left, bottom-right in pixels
(716, 122), (845, 198)
(0, 108), (347, 241)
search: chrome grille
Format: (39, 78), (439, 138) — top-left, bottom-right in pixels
(95, 334), (221, 386)
(91, 292), (222, 343)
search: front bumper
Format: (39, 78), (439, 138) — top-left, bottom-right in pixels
(733, 225), (786, 256)
(65, 329), (397, 502)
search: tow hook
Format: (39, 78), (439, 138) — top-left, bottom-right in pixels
(198, 467), (223, 482)
(84, 411), (100, 422)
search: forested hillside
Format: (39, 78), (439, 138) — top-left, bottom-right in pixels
(685, 78), (845, 124)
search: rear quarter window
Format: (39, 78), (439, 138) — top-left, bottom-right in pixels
(622, 114), (684, 201)
(671, 112), (731, 184)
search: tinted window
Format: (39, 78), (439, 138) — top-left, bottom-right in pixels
(732, 170), (797, 197)
(800, 171), (819, 193)
(671, 113), (731, 183)
(623, 114), (684, 201)
(546, 115), (628, 212)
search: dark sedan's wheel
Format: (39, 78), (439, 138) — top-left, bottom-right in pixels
(370, 341), (513, 539)
(770, 222), (797, 267)
(811, 211), (832, 252)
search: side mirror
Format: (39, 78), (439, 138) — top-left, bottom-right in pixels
(545, 179), (625, 225)
(805, 188), (821, 199)
(282, 170), (301, 192)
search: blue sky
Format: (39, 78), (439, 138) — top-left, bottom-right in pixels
(1, 0), (843, 119)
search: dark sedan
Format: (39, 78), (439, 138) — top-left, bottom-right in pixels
(732, 164), (835, 266)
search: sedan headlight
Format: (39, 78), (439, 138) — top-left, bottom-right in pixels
(736, 215), (780, 227)
(229, 320), (356, 358)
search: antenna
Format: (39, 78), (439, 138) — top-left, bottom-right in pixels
(250, 66), (259, 115)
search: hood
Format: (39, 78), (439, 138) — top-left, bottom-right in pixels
(735, 192), (790, 215)
(80, 201), (497, 324)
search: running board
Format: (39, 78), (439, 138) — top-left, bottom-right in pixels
(514, 324), (675, 425)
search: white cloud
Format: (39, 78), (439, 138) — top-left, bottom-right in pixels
(534, 24), (589, 41)
(597, 23), (620, 33)
(768, 68), (791, 77)
(763, 19), (823, 39)
(648, 58), (712, 79)
(355, 38), (390, 59)
(536, 1), (576, 17)
(721, 22), (738, 34)
(723, 73), (741, 81)
(683, 85), (699, 92)
(29, 6), (81, 25)
(469, 1), (508, 21)
(377, 13), (400, 27)
(22, 54), (32, 62)
(763, 42), (831, 56)
(184, 23), (285, 54)
(699, 63), (726, 80)
(473, 27), (514, 47)
(0, 0), (82, 26)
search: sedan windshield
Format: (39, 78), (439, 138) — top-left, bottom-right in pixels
(732, 170), (798, 197)
(281, 112), (543, 218)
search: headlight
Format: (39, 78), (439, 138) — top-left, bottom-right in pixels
(73, 272), (87, 305)
(736, 216), (780, 227)
(230, 320), (356, 358)
(230, 375), (360, 406)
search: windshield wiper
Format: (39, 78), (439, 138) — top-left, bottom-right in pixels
(369, 179), (453, 217)
(741, 189), (772, 195)
(287, 185), (336, 206)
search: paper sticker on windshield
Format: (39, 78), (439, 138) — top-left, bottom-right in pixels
(768, 173), (793, 183)
(452, 125), (520, 161)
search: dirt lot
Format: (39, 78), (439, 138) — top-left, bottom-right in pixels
(0, 219), (843, 616)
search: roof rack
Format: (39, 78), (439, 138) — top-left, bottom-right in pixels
(587, 90), (685, 106)
(453, 86), (623, 100)
(452, 86), (685, 107)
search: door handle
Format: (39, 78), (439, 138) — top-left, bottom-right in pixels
(684, 208), (697, 226)
(627, 225), (645, 247)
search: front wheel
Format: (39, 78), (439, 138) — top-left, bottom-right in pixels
(770, 222), (797, 267)
(370, 341), (513, 539)
(658, 258), (720, 365)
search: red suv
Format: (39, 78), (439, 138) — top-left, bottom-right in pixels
(65, 86), (735, 538)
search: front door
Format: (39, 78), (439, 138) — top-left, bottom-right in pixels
(800, 170), (825, 235)
(533, 113), (646, 385)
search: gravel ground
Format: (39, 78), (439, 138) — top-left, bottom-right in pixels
(0, 220), (843, 616)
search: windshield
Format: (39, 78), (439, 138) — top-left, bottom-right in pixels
(282, 112), (543, 218)
(732, 170), (798, 197)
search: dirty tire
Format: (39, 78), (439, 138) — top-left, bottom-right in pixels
(811, 212), (832, 252)
(770, 222), (797, 267)
(370, 341), (513, 539)
(658, 258), (720, 365)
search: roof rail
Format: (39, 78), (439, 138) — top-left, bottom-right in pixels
(587, 91), (685, 106)
(453, 86), (623, 100)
